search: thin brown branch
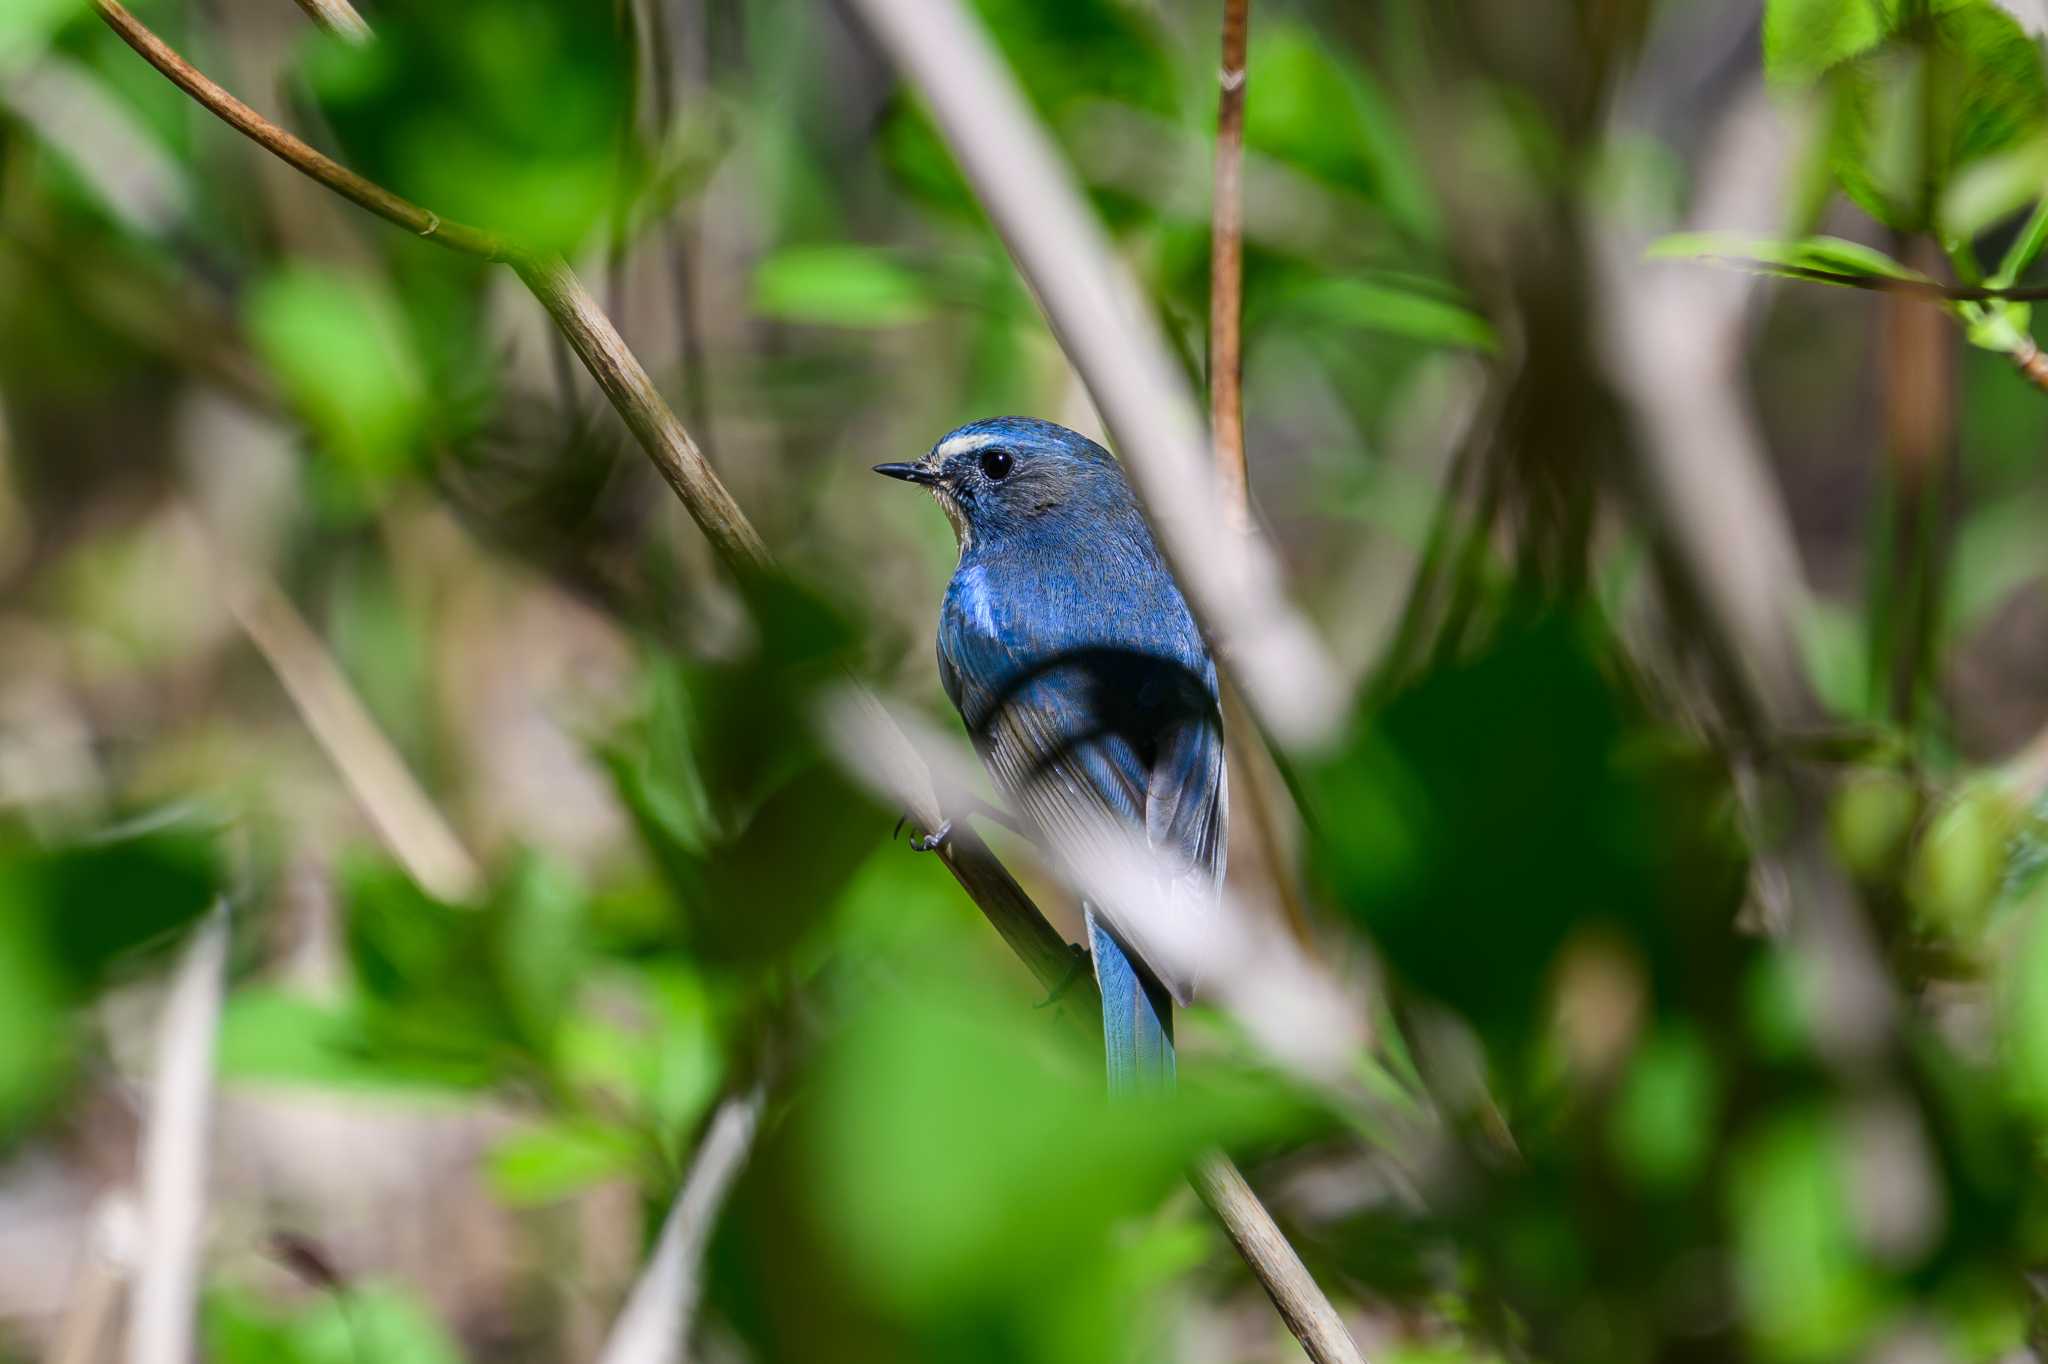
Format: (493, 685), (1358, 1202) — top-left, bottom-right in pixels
(2013, 335), (2048, 392)
(1201, 0), (1315, 953)
(515, 255), (769, 571)
(1193, 1154), (1367, 1364)
(92, 0), (509, 260)
(1208, 0), (1250, 530)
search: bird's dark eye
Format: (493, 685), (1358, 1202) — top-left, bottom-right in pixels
(979, 448), (1014, 480)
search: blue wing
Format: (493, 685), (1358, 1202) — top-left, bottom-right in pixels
(936, 564), (1227, 1013)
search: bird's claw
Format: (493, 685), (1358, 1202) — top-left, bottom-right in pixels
(1033, 943), (1090, 1009)
(908, 819), (953, 853)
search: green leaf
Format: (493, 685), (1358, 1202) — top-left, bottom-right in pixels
(0, 880), (67, 1133)
(0, 0), (81, 69)
(752, 246), (934, 328)
(1288, 277), (1496, 351)
(207, 1283), (466, 1364)
(246, 268), (427, 483)
(1764, 0), (1893, 84)
(1728, 1109), (1887, 1361)
(216, 988), (473, 1095)
(1244, 25), (1439, 240)
(1649, 231), (1928, 284)
(1607, 1025), (1721, 1191)
(302, 0), (634, 254)
(485, 1117), (642, 1206)
(1940, 137), (2048, 244)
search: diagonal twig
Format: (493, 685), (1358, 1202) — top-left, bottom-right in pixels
(596, 1087), (765, 1364)
(94, 0), (503, 258)
(126, 901), (230, 1364)
(200, 527), (486, 904)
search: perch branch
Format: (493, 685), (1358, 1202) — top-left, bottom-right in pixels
(1202, 0), (1316, 951)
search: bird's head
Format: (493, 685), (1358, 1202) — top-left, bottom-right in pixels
(873, 416), (1130, 548)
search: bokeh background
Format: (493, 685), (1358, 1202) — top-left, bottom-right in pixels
(8, 0), (2048, 1361)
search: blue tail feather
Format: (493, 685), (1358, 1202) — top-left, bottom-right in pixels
(1087, 908), (1174, 1094)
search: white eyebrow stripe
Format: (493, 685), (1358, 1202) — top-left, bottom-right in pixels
(935, 430), (1002, 459)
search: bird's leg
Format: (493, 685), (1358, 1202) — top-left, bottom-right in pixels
(1033, 942), (1092, 1009)
(907, 818), (953, 853)
(893, 791), (1034, 853)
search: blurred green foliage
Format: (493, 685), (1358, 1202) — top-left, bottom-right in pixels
(0, 813), (222, 1138)
(13, 0), (2048, 1361)
(304, 0), (636, 254)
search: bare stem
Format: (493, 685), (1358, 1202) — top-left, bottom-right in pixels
(1201, 0), (1316, 952)
(208, 533), (486, 904)
(1193, 1153), (1367, 1364)
(597, 1087), (765, 1364)
(1209, 0), (1250, 529)
(515, 255), (769, 571)
(126, 902), (229, 1364)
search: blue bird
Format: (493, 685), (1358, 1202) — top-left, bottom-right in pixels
(875, 416), (1228, 1092)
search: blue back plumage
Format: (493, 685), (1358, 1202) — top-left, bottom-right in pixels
(876, 416), (1228, 1093)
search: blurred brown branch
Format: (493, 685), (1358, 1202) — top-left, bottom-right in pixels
(206, 531), (486, 904)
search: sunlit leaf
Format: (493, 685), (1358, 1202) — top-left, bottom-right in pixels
(247, 268), (428, 483)
(0, 0), (80, 69)
(1728, 1109), (1885, 1362)
(485, 1117), (643, 1206)
(303, 0), (635, 254)
(1607, 1025), (1720, 1191)
(207, 1283), (466, 1364)
(1764, 0), (1893, 83)
(1289, 277), (1496, 351)
(1649, 231), (1927, 284)
(753, 246), (934, 328)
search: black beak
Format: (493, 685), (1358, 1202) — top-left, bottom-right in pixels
(872, 462), (935, 485)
